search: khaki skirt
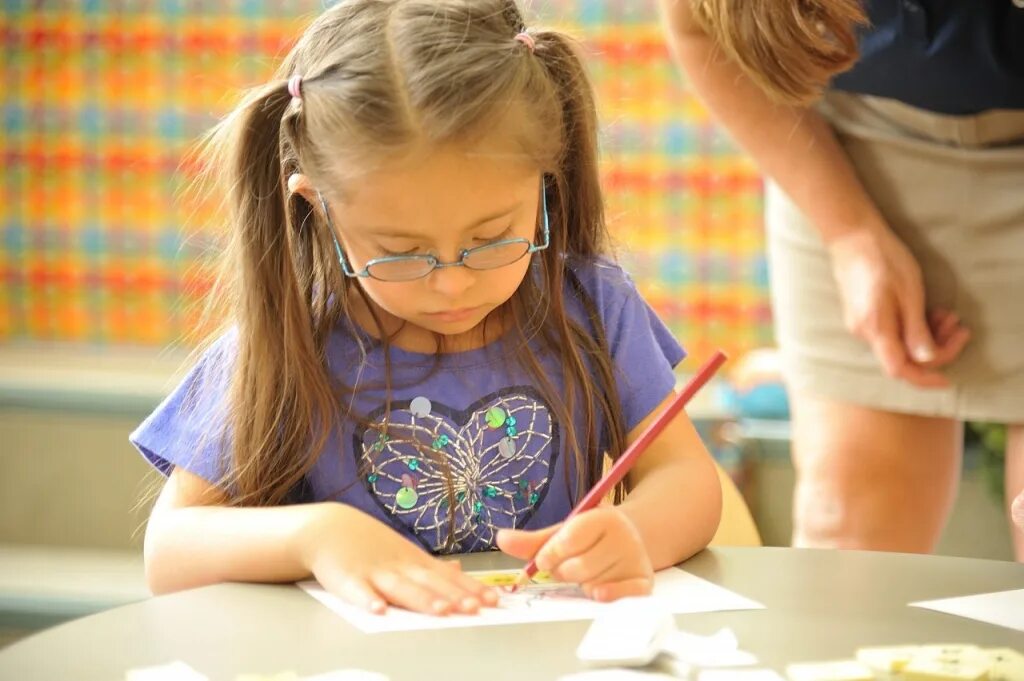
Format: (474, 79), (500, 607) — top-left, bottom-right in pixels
(767, 91), (1024, 423)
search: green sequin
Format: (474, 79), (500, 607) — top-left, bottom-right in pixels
(367, 473), (379, 483)
(407, 459), (419, 471)
(485, 407), (506, 429)
(396, 487), (418, 509)
(473, 500), (484, 514)
(529, 492), (539, 504)
(484, 486), (498, 498)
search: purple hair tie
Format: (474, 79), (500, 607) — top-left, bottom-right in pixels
(287, 74), (303, 101)
(514, 32), (535, 53)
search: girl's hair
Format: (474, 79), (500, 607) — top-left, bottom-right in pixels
(194, 0), (627, 523)
(691, 0), (868, 106)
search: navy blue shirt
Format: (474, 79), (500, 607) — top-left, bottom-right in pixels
(831, 0), (1024, 114)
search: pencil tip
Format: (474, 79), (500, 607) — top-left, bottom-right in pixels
(510, 572), (531, 591)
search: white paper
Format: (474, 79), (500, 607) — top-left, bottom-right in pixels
(909, 588), (1024, 632)
(125, 661), (209, 681)
(557, 671), (678, 681)
(301, 672), (389, 681)
(699, 671), (784, 681)
(661, 628), (759, 668)
(299, 567), (763, 633)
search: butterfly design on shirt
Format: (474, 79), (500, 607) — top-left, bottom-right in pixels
(355, 387), (559, 553)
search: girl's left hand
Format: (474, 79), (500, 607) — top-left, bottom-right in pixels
(495, 507), (654, 601)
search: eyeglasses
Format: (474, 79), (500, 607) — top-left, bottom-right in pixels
(318, 183), (550, 283)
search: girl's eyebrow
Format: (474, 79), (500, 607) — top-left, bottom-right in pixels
(362, 201), (523, 239)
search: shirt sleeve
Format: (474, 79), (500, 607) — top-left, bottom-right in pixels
(577, 261), (686, 432)
(129, 331), (237, 485)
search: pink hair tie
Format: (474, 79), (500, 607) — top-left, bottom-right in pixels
(514, 31), (535, 53)
(287, 74), (303, 101)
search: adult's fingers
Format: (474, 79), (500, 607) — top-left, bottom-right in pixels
(928, 309), (959, 345)
(896, 276), (937, 365)
(925, 309), (971, 368)
(871, 333), (949, 388)
(929, 326), (971, 368)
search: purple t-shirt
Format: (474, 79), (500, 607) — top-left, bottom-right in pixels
(130, 259), (685, 554)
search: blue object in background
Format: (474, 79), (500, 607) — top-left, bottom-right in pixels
(721, 381), (790, 421)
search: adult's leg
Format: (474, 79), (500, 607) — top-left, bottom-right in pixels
(790, 390), (962, 552)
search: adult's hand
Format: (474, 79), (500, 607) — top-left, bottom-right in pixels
(827, 226), (971, 388)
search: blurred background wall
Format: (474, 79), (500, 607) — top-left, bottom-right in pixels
(0, 0), (1012, 646)
(0, 1), (770, 355)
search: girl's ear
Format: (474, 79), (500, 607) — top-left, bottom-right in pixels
(287, 173), (318, 206)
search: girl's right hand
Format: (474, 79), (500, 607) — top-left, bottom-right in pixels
(826, 225), (971, 388)
(302, 503), (499, 616)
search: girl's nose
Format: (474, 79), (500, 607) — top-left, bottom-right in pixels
(427, 262), (476, 297)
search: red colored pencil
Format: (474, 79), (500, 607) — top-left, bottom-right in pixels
(511, 350), (728, 589)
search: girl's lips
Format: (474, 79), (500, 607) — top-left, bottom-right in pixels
(426, 306), (480, 322)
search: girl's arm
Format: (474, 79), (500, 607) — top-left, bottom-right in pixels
(143, 467), (337, 593)
(144, 467), (497, 614)
(658, 0), (970, 386)
(618, 393), (721, 569)
(495, 391), (722, 601)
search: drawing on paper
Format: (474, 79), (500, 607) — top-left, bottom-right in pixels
(470, 569), (587, 608)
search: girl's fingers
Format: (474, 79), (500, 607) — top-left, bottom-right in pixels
(495, 524), (561, 560)
(585, 576), (655, 602)
(535, 513), (607, 572)
(435, 556), (498, 607)
(370, 568), (453, 615)
(402, 564), (488, 614)
(330, 575), (388, 615)
(554, 547), (619, 585)
(447, 567), (500, 608)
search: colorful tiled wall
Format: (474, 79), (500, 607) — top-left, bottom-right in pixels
(1, 1), (770, 360)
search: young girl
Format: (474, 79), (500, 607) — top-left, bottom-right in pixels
(133, 0), (722, 616)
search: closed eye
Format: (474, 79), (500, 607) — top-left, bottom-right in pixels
(378, 246), (422, 257)
(376, 226), (514, 257)
(474, 226), (513, 244)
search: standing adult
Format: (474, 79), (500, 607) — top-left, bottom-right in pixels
(660, 0), (1024, 558)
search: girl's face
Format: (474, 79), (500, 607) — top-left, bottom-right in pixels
(317, 142), (544, 350)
